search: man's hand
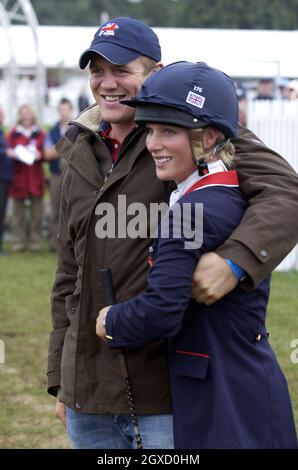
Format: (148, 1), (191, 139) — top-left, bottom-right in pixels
(96, 306), (111, 341)
(55, 398), (66, 428)
(192, 252), (238, 305)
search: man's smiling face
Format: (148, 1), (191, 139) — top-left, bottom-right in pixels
(89, 55), (150, 126)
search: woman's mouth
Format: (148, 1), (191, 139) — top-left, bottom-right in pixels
(153, 156), (173, 166)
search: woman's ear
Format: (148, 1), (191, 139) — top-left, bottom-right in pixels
(201, 127), (219, 151)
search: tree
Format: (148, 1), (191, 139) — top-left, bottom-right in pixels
(30, 0), (298, 29)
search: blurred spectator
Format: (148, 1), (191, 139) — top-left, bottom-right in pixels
(0, 106), (13, 255)
(44, 98), (73, 251)
(78, 87), (90, 112)
(254, 78), (274, 100)
(7, 105), (46, 252)
(235, 84), (247, 126)
(276, 77), (291, 100)
(289, 79), (298, 100)
(47, 77), (59, 88)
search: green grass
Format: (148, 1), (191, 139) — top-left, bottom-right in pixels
(0, 252), (297, 448)
(266, 271), (298, 432)
(0, 251), (70, 449)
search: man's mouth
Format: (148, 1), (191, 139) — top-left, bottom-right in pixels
(102, 95), (126, 102)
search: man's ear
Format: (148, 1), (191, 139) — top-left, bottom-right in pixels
(153, 62), (164, 72)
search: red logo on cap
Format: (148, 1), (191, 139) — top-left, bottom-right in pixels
(99, 22), (119, 36)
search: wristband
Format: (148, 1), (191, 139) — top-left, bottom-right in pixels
(225, 258), (246, 281)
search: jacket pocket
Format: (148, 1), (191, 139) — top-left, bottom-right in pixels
(174, 350), (209, 380)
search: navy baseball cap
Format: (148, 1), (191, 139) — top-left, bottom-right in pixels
(79, 17), (161, 69)
(122, 61), (238, 138)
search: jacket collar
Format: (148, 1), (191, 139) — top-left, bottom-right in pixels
(56, 104), (147, 191)
(74, 103), (103, 133)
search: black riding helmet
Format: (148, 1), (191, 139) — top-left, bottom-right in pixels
(122, 61), (238, 138)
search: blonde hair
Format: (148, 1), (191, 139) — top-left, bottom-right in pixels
(140, 56), (158, 75)
(189, 127), (235, 170)
(17, 104), (37, 126)
(215, 130), (235, 169)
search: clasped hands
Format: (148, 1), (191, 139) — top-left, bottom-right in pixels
(96, 253), (238, 340)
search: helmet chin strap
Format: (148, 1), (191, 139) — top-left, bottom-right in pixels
(189, 128), (230, 176)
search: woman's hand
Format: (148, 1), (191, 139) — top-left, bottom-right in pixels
(96, 306), (111, 341)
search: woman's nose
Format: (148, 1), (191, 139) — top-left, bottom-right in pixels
(146, 132), (163, 153)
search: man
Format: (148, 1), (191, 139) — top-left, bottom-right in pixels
(254, 78), (274, 100)
(48, 17), (298, 449)
(289, 79), (298, 100)
(78, 87), (90, 112)
(44, 98), (73, 250)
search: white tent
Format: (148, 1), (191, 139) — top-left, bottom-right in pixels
(1, 25), (298, 78)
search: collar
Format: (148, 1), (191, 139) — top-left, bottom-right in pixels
(15, 124), (39, 138)
(99, 121), (121, 162)
(59, 122), (68, 137)
(99, 120), (111, 134)
(169, 160), (238, 207)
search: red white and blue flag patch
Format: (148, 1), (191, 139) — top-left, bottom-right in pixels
(186, 91), (205, 109)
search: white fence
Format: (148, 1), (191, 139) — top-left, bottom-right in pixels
(247, 100), (298, 272)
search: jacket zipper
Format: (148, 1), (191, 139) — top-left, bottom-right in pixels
(95, 127), (145, 195)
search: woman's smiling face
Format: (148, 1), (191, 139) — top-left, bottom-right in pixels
(146, 123), (196, 184)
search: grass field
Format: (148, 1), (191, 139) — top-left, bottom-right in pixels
(0, 251), (297, 448)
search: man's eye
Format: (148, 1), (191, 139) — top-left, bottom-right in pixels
(116, 68), (128, 74)
(91, 68), (102, 75)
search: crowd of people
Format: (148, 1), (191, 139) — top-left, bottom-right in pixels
(0, 98), (75, 254)
(234, 76), (298, 126)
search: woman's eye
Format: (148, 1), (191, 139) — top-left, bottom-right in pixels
(164, 128), (176, 136)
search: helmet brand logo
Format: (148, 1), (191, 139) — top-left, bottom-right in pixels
(99, 22), (119, 36)
(186, 91), (205, 109)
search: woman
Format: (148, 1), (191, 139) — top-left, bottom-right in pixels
(96, 62), (297, 449)
(7, 104), (45, 251)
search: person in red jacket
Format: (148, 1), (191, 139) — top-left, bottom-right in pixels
(7, 104), (46, 251)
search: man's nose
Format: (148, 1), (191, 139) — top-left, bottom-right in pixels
(100, 71), (118, 89)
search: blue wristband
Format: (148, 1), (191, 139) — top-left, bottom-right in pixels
(225, 258), (246, 281)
